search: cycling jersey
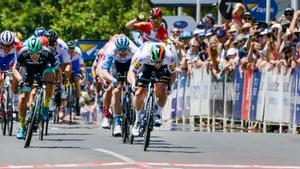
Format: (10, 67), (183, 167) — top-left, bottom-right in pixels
(0, 39), (23, 71)
(71, 46), (84, 77)
(56, 38), (71, 64)
(130, 42), (176, 74)
(101, 38), (138, 71)
(132, 22), (168, 43)
(15, 46), (59, 85)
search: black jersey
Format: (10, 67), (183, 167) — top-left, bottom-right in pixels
(16, 46), (59, 77)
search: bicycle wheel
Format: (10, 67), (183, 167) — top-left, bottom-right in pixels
(6, 90), (14, 136)
(24, 112), (37, 148)
(129, 95), (135, 145)
(1, 113), (7, 136)
(143, 95), (154, 151)
(45, 119), (49, 136)
(121, 107), (128, 143)
(38, 121), (44, 140)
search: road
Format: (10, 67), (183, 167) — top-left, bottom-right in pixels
(0, 122), (300, 169)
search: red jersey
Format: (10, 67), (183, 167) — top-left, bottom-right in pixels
(132, 22), (168, 43)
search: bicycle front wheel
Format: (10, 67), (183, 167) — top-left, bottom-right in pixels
(143, 96), (154, 151)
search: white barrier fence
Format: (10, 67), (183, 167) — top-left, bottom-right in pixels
(162, 65), (300, 133)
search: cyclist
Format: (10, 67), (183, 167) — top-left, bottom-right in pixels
(126, 7), (168, 43)
(128, 43), (176, 136)
(66, 41), (85, 116)
(0, 30), (23, 114)
(13, 37), (59, 139)
(45, 29), (71, 81)
(23, 27), (47, 45)
(100, 35), (138, 135)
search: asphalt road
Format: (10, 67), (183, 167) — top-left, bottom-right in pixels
(0, 122), (300, 169)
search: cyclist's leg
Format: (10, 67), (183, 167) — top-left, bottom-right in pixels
(101, 83), (113, 128)
(73, 75), (82, 116)
(42, 69), (56, 121)
(17, 88), (31, 139)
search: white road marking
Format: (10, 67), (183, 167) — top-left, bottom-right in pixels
(94, 148), (135, 162)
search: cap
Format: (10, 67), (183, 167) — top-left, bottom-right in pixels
(216, 28), (226, 37)
(281, 19), (291, 26)
(205, 28), (213, 37)
(198, 29), (206, 36)
(259, 29), (269, 35)
(227, 48), (238, 56)
(234, 34), (246, 43)
(193, 29), (201, 36)
(271, 23), (282, 30)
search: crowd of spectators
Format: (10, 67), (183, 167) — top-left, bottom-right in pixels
(168, 3), (300, 80)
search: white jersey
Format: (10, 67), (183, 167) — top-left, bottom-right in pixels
(56, 38), (71, 63)
(130, 42), (176, 74)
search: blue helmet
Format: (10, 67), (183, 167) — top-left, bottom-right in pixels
(115, 35), (130, 50)
(34, 27), (46, 37)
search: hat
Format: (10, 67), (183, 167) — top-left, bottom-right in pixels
(216, 27), (226, 37)
(228, 25), (239, 33)
(281, 19), (291, 26)
(190, 38), (200, 46)
(243, 12), (251, 16)
(193, 29), (201, 35)
(271, 23), (282, 30)
(179, 31), (193, 40)
(205, 28), (213, 37)
(227, 48), (238, 56)
(198, 29), (206, 36)
(260, 29), (269, 35)
(284, 8), (294, 16)
(234, 34), (247, 43)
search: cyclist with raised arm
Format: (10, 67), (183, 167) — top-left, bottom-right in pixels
(13, 37), (58, 139)
(126, 7), (168, 43)
(128, 43), (176, 136)
(100, 35), (138, 135)
(66, 41), (85, 116)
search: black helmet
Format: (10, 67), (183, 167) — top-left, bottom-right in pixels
(66, 41), (76, 50)
(45, 29), (58, 44)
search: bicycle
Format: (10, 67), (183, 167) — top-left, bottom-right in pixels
(23, 81), (47, 148)
(0, 65), (14, 136)
(139, 76), (169, 151)
(117, 75), (135, 143)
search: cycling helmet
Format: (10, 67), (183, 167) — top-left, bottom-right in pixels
(28, 37), (42, 54)
(45, 29), (58, 43)
(39, 36), (49, 46)
(0, 30), (14, 45)
(34, 27), (46, 37)
(115, 35), (130, 50)
(67, 41), (76, 50)
(150, 7), (163, 18)
(151, 44), (165, 63)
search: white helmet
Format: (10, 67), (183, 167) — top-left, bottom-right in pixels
(0, 30), (14, 45)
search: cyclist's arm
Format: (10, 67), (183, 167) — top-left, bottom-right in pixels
(13, 53), (24, 82)
(100, 54), (115, 83)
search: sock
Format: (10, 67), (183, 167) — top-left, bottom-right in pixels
(155, 104), (163, 117)
(135, 110), (143, 123)
(103, 106), (109, 118)
(43, 96), (51, 109)
(114, 115), (121, 125)
(19, 117), (26, 128)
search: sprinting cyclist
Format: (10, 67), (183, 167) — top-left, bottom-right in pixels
(100, 34), (138, 136)
(13, 37), (59, 139)
(128, 42), (176, 136)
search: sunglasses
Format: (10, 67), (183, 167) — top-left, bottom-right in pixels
(243, 16), (252, 20)
(285, 12), (293, 16)
(2, 44), (13, 49)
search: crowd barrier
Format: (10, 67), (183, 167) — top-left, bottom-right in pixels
(162, 65), (300, 133)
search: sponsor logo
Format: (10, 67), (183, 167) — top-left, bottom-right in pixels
(173, 20), (188, 29)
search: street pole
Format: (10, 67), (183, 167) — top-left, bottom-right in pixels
(178, 7), (183, 16)
(218, 0), (222, 25)
(266, 0), (271, 23)
(196, 0), (201, 23)
(292, 0), (298, 11)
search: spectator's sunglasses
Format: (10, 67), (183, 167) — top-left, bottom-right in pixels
(172, 30), (181, 34)
(285, 12), (294, 17)
(243, 16), (252, 21)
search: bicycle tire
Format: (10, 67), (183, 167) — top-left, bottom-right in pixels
(144, 95), (153, 151)
(45, 119), (49, 136)
(24, 113), (36, 148)
(39, 121), (44, 140)
(129, 96), (135, 145)
(6, 90), (14, 136)
(1, 114), (7, 136)
(121, 110), (128, 143)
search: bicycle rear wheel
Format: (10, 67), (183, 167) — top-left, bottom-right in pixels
(7, 111), (13, 136)
(1, 114), (7, 136)
(143, 96), (154, 151)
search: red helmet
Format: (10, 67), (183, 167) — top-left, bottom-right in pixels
(150, 7), (163, 18)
